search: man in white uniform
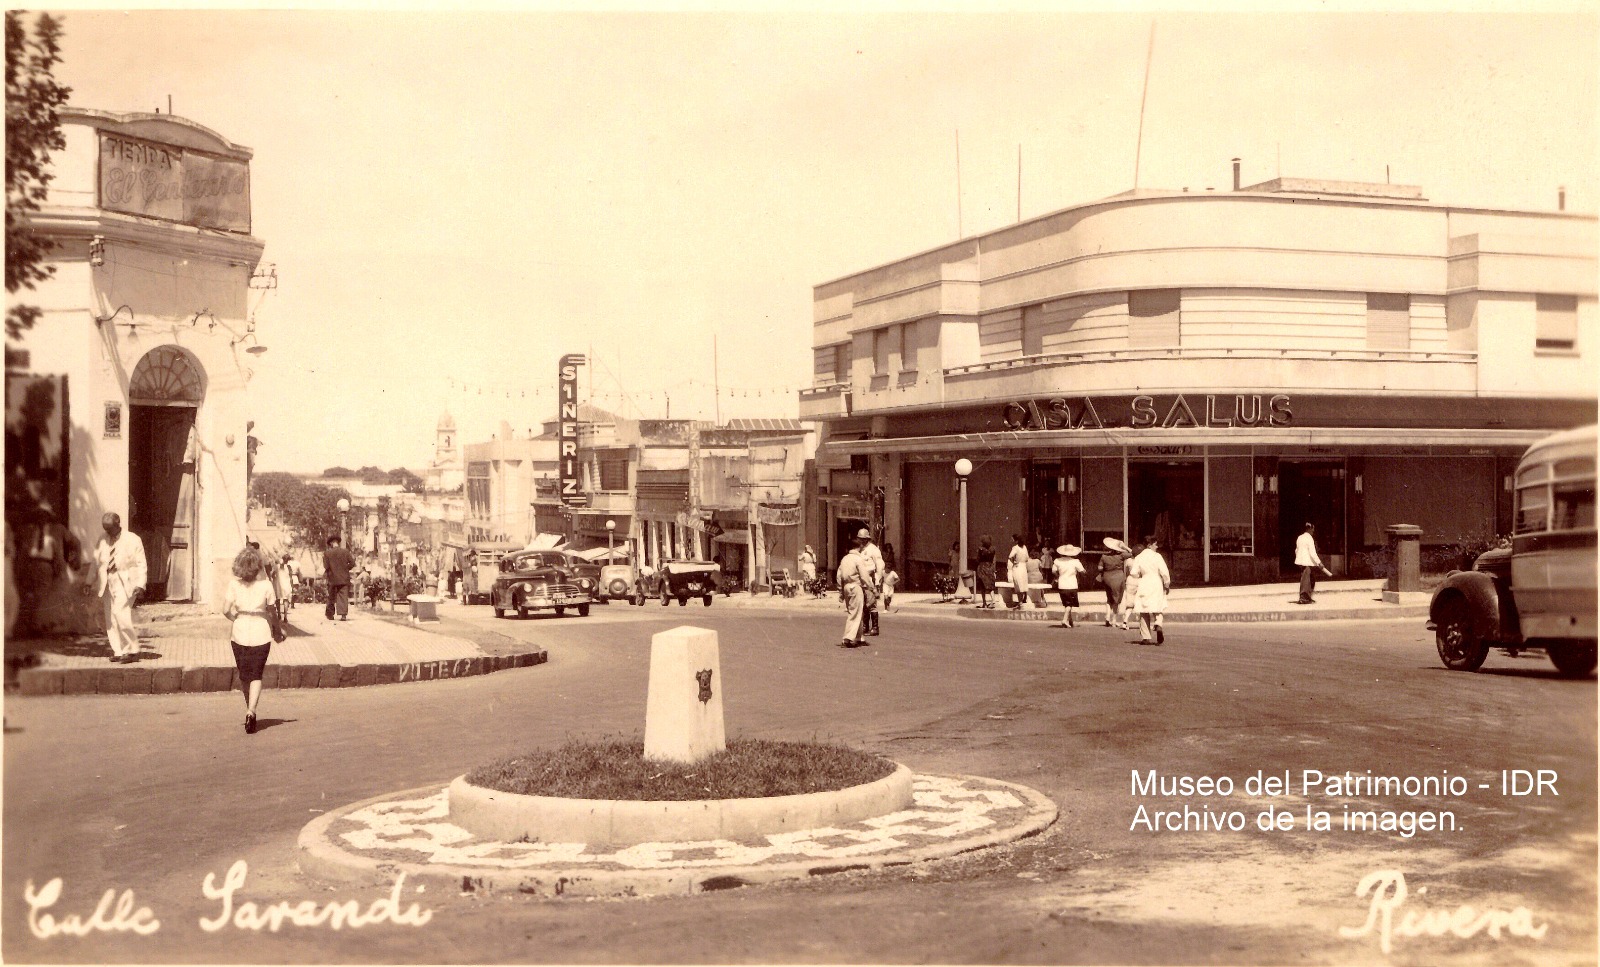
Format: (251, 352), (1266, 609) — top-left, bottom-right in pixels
(837, 533), (873, 648)
(1294, 523), (1332, 604)
(94, 512), (147, 663)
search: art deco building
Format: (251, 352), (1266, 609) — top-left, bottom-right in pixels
(799, 174), (1596, 587)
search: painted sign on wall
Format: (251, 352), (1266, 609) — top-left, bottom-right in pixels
(558, 354), (587, 507)
(98, 134), (250, 234)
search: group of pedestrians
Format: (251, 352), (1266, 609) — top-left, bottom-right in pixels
(937, 530), (1173, 645)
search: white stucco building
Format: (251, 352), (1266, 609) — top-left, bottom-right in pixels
(800, 173), (1597, 587)
(8, 108), (265, 615)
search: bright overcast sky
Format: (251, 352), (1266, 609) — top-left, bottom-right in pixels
(47, 6), (1598, 473)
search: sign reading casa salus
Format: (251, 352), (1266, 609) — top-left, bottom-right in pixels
(558, 354), (587, 507)
(1000, 394), (1293, 431)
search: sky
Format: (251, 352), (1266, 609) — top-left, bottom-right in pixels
(44, 6), (1599, 473)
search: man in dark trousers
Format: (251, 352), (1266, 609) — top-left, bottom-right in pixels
(323, 534), (355, 621)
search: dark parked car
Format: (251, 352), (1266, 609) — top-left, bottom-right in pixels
(490, 550), (597, 618)
(633, 560), (720, 607)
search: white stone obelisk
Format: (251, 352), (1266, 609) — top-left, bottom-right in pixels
(643, 626), (726, 764)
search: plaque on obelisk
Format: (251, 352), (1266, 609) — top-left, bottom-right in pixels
(643, 626), (726, 764)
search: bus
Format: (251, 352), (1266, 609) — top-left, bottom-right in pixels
(1430, 424), (1596, 676)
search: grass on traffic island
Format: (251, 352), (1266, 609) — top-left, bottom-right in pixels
(466, 738), (895, 801)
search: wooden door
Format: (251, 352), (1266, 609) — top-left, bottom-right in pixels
(129, 405), (197, 601)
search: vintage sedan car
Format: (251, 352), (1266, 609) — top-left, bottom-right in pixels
(598, 563), (635, 600)
(633, 560), (720, 607)
(490, 550), (597, 618)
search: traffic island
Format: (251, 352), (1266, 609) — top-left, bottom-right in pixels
(297, 771), (1056, 898)
(297, 626), (1057, 897)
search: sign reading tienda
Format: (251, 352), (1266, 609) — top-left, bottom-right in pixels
(98, 134), (250, 234)
(1000, 393), (1293, 432)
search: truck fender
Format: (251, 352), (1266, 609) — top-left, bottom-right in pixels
(1429, 570), (1513, 642)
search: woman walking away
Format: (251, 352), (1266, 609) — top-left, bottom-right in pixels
(1119, 540), (1143, 631)
(1006, 534), (1030, 610)
(274, 552), (296, 625)
(1098, 538), (1130, 628)
(1129, 535), (1172, 645)
(1052, 545), (1087, 628)
(224, 545), (283, 734)
(975, 536), (997, 609)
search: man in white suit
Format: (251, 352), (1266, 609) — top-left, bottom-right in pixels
(94, 512), (146, 663)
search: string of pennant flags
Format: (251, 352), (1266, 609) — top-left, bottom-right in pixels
(445, 375), (801, 402)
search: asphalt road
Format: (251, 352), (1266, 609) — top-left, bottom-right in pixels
(4, 604), (1594, 965)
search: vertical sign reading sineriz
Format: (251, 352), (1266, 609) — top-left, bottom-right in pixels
(559, 354), (587, 507)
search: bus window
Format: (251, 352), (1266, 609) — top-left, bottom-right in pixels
(1516, 484), (1550, 534)
(1553, 481), (1596, 531)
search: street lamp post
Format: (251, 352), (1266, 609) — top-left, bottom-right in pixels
(954, 459), (972, 600)
(336, 497), (351, 552)
(606, 518), (615, 560)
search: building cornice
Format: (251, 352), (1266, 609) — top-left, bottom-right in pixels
(62, 107), (253, 161)
(817, 190), (1597, 295)
(24, 207), (265, 268)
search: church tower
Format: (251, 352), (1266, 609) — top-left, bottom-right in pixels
(435, 410), (457, 466)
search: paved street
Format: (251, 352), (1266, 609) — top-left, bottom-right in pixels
(4, 604), (1594, 965)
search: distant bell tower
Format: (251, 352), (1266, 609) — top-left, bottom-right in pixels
(436, 410), (457, 465)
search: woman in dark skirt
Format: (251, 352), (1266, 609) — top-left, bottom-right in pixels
(223, 545), (280, 734)
(974, 535), (997, 609)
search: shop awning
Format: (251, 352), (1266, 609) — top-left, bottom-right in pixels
(525, 533), (564, 550)
(712, 530), (749, 544)
(573, 545), (631, 562)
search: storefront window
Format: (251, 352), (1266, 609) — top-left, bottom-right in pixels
(1208, 456), (1253, 554)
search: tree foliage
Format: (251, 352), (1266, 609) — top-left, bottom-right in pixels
(6, 11), (71, 340)
(322, 466), (356, 478)
(252, 472), (352, 549)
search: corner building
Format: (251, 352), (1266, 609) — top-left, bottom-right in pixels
(799, 178), (1597, 588)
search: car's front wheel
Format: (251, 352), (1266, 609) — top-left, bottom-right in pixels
(1547, 641), (1597, 677)
(554, 606), (565, 616)
(577, 603), (591, 617)
(661, 589), (671, 607)
(1435, 597), (1489, 671)
(703, 595), (713, 607)
(493, 606), (504, 618)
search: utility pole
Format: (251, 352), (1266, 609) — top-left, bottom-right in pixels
(713, 334), (721, 426)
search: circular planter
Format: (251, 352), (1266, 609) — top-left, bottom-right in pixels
(448, 762), (914, 846)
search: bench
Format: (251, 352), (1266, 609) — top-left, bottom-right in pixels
(769, 568), (799, 597)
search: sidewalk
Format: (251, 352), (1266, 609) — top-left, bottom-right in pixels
(697, 578), (1431, 624)
(8, 603), (547, 697)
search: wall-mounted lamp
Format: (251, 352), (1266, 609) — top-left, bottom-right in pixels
(1268, 475), (1278, 494)
(1066, 475), (1078, 494)
(1255, 474), (1265, 494)
(1019, 477), (1027, 493)
(88, 236), (105, 267)
(94, 304), (134, 329)
(190, 308), (220, 331)
(1503, 475), (1513, 492)
(1355, 474), (1364, 494)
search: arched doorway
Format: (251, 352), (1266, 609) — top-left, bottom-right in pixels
(128, 346), (205, 601)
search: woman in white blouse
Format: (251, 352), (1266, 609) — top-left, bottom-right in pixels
(224, 545), (280, 734)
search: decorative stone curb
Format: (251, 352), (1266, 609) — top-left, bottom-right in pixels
(447, 763), (915, 846)
(14, 650), (547, 696)
(298, 773), (1057, 898)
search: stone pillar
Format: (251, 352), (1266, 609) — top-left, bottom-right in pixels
(1385, 524), (1424, 594)
(643, 625), (726, 764)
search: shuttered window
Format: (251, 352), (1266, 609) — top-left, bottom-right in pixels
(1021, 304), (1045, 356)
(873, 327), (892, 375)
(1536, 294), (1578, 352)
(1366, 293), (1411, 350)
(1128, 290), (1180, 348)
